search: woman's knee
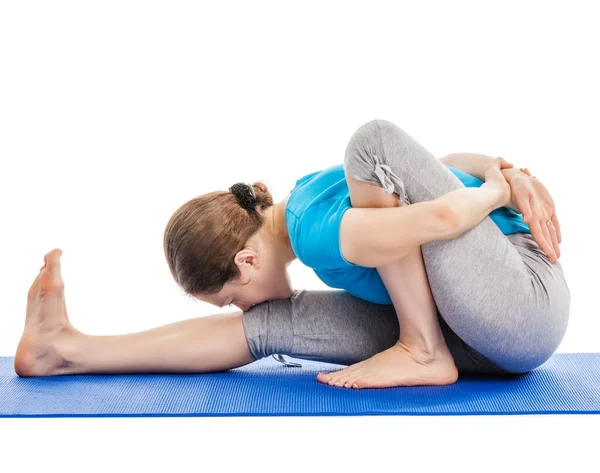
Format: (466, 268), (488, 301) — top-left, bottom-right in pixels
(241, 296), (295, 360)
(344, 119), (379, 174)
(344, 119), (398, 170)
(344, 119), (411, 203)
(345, 172), (402, 208)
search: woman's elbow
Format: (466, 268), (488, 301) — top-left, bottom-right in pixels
(435, 203), (461, 240)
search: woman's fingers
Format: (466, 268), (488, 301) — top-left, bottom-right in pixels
(551, 213), (562, 244)
(498, 157), (514, 169)
(547, 221), (561, 258)
(512, 170), (561, 260)
(529, 219), (557, 264)
(540, 221), (558, 264)
(514, 187), (532, 222)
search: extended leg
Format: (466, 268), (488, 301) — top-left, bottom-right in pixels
(15, 249), (256, 377)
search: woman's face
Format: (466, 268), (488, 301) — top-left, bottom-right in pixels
(197, 247), (293, 312)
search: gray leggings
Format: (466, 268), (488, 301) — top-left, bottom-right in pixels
(242, 119), (571, 375)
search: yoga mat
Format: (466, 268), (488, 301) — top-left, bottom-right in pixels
(1, 353), (599, 417)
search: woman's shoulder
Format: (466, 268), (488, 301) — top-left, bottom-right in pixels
(287, 165), (347, 216)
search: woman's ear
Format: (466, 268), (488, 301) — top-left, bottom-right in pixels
(235, 249), (261, 270)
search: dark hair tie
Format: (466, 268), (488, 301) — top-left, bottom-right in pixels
(229, 183), (257, 212)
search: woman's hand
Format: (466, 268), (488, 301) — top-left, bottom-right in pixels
(483, 157), (513, 208)
(507, 169), (562, 264)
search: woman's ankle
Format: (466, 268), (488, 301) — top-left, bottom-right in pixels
(397, 331), (452, 363)
(53, 326), (87, 375)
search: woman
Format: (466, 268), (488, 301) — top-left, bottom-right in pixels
(15, 119), (570, 390)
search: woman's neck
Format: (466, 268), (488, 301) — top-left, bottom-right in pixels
(274, 195), (296, 265)
(261, 195), (296, 265)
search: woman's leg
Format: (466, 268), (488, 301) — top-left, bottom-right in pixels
(338, 170), (448, 355)
(312, 172), (460, 388)
(340, 119), (571, 373)
(15, 249), (257, 377)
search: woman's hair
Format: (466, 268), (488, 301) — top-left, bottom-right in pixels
(163, 181), (274, 298)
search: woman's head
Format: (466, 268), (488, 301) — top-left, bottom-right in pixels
(163, 181), (293, 312)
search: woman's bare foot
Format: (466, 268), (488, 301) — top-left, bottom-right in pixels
(15, 248), (82, 377)
(316, 339), (459, 389)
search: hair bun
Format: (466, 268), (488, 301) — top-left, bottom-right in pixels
(229, 183), (256, 212)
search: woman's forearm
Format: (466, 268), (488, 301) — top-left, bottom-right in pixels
(440, 152), (523, 183)
(440, 152), (523, 212)
(439, 152), (501, 180)
(436, 184), (504, 240)
(341, 184), (506, 268)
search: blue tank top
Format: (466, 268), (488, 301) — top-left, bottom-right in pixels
(285, 163), (530, 305)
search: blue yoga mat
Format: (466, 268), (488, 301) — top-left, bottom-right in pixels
(1, 353), (599, 417)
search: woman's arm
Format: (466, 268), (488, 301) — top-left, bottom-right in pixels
(340, 182), (506, 268)
(439, 152), (519, 181)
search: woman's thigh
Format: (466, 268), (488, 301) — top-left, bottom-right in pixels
(342, 119), (570, 373)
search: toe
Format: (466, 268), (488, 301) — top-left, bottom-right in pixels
(339, 372), (355, 387)
(45, 249), (63, 270)
(353, 376), (373, 389)
(344, 367), (371, 388)
(332, 371), (352, 387)
(325, 371), (343, 386)
(317, 372), (333, 384)
(344, 374), (362, 389)
(328, 363), (363, 386)
(40, 249), (65, 293)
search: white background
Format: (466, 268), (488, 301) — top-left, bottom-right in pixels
(1, 1), (598, 471)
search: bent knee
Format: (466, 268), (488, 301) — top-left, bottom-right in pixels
(344, 119), (412, 202)
(345, 172), (402, 208)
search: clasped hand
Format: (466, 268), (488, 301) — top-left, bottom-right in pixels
(484, 158), (561, 264)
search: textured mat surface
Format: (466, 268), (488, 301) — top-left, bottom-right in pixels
(1, 353), (599, 417)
